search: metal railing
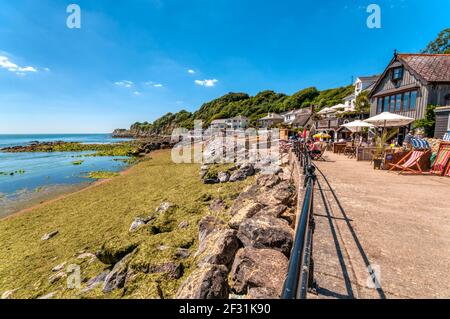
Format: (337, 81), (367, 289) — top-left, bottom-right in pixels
(282, 142), (317, 299)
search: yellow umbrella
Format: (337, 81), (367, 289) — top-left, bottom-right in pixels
(313, 133), (331, 139)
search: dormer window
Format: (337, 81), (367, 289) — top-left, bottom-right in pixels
(392, 67), (404, 81)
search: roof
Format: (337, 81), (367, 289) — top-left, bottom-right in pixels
(369, 53), (450, 98)
(230, 115), (248, 120)
(211, 119), (227, 124)
(292, 114), (312, 126)
(357, 75), (380, 83)
(397, 54), (450, 83)
(259, 113), (284, 121)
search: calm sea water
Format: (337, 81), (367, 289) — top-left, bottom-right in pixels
(0, 134), (132, 205)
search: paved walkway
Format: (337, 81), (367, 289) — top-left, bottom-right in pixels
(309, 152), (450, 299)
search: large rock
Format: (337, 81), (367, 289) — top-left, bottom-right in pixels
(129, 217), (147, 232)
(103, 253), (133, 293)
(156, 202), (174, 214)
(218, 172), (230, 183)
(230, 248), (288, 298)
(256, 174), (281, 188)
(229, 170), (246, 182)
(228, 202), (264, 230)
(237, 215), (294, 257)
(239, 163), (255, 177)
(176, 264), (229, 299)
(196, 229), (240, 267)
(41, 231), (58, 241)
(256, 181), (295, 207)
(82, 271), (110, 293)
(247, 287), (279, 299)
(198, 216), (225, 243)
(148, 262), (184, 279)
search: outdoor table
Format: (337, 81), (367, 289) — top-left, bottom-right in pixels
(356, 147), (377, 161)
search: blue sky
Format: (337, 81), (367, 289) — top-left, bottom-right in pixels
(0, 0), (448, 133)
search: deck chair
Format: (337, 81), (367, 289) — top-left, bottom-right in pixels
(443, 133), (450, 142)
(388, 150), (430, 174)
(388, 138), (431, 174)
(309, 143), (326, 161)
(431, 143), (450, 176)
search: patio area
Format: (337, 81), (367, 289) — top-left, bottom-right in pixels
(310, 151), (450, 299)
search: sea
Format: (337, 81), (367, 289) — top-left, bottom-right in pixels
(0, 134), (132, 216)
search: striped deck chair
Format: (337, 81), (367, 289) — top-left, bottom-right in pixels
(431, 143), (450, 176)
(389, 138), (431, 174)
(443, 133), (450, 142)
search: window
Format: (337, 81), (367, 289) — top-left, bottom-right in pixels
(402, 92), (410, 111)
(395, 94), (402, 111)
(389, 95), (396, 112)
(377, 98), (383, 114)
(392, 67), (404, 81)
(383, 96), (389, 112)
(410, 91), (417, 111)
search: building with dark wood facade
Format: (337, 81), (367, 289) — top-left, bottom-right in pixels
(434, 106), (450, 139)
(368, 53), (450, 122)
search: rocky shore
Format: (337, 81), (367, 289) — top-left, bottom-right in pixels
(176, 169), (296, 299)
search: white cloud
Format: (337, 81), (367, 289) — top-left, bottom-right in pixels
(188, 69), (195, 74)
(153, 83), (163, 88)
(144, 81), (164, 88)
(115, 80), (134, 88)
(195, 79), (218, 87)
(0, 55), (38, 75)
(133, 91), (141, 95)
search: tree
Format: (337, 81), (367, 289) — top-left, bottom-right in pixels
(413, 105), (436, 137)
(422, 28), (450, 54)
(354, 91), (371, 113)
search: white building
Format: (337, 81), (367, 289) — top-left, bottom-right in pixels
(344, 75), (380, 107)
(210, 119), (227, 130)
(226, 115), (249, 130)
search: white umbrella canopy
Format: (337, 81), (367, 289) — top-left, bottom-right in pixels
(364, 112), (414, 128)
(341, 120), (375, 132)
(331, 103), (347, 110)
(317, 107), (335, 114)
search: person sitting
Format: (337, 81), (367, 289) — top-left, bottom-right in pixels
(403, 130), (414, 148)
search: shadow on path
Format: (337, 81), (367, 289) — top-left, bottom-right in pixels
(314, 164), (387, 299)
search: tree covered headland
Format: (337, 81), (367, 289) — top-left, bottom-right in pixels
(129, 85), (354, 135)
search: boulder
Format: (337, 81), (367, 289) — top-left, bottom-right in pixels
(209, 199), (226, 212)
(41, 231), (59, 241)
(198, 216), (225, 243)
(38, 292), (57, 299)
(176, 264), (229, 299)
(237, 215), (294, 257)
(77, 252), (97, 262)
(228, 202), (264, 230)
(81, 271), (110, 293)
(49, 271), (66, 284)
(239, 163), (255, 177)
(256, 205), (288, 219)
(229, 170), (246, 182)
(247, 287), (279, 299)
(257, 181), (294, 207)
(230, 248), (288, 298)
(156, 202), (174, 214)
(178, 221), (189, 229)
(196, 229), (240, 267)
(148, 262), (184, 279)
(218, 172), (230, 183)
(174, 248), (191, 260)
(52, 262), (67, 272)
(256, 174), (281, 188)
(203, 178), (220, 184)
(129, 217), (147, 232)
(103, 253), (133, 293)
(1, 290), (17, 299)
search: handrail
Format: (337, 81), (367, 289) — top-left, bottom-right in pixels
(282, 142), (317, 299)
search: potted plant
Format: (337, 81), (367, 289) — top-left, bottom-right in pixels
(372, 129), (398, 169)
